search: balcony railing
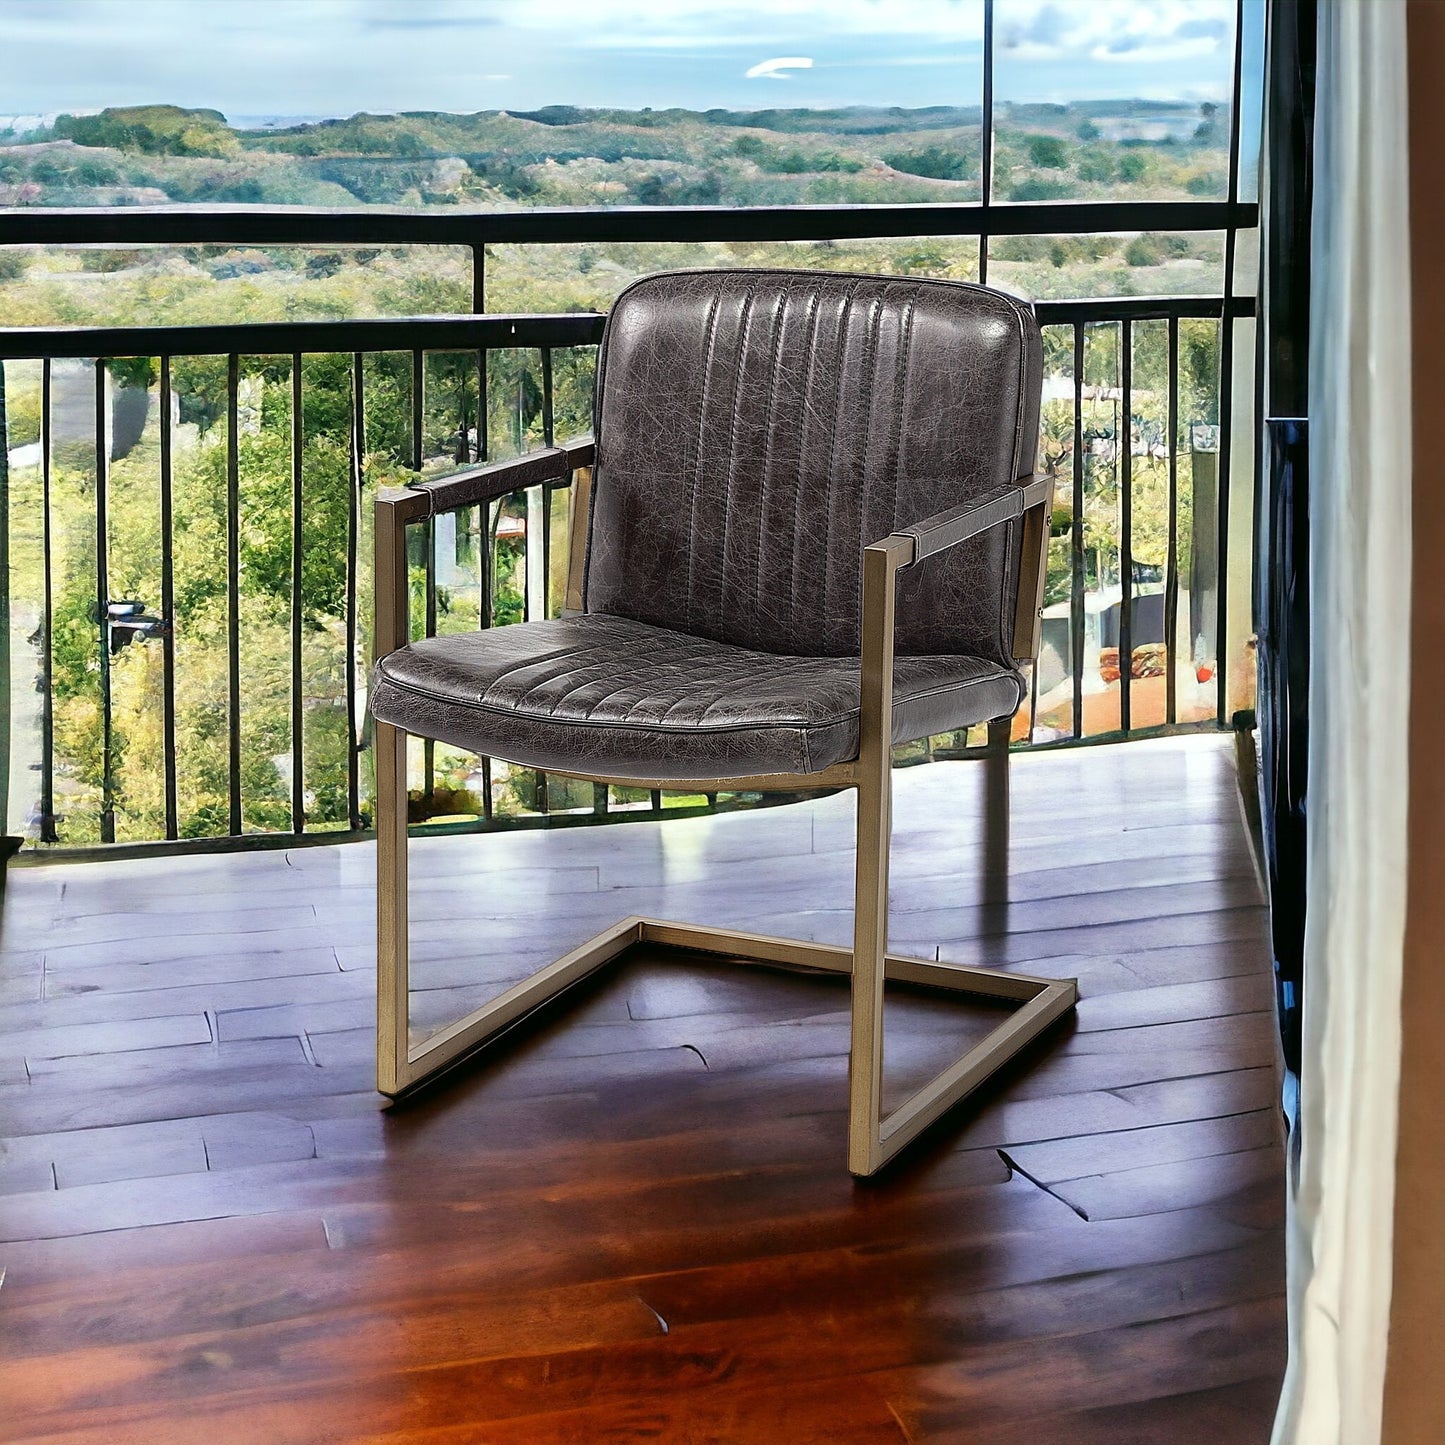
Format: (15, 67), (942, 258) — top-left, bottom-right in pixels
(0, 197), (1259, 858)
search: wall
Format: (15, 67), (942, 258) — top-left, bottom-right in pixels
(1382, 6), (1445, 1440)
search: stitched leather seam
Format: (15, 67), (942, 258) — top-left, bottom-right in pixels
(820, 283), (872, 646)
(682, 288), (723, 635)
(710, 282), (760, 639)
(840, 288), (885, 645)
(524, 648), (747, 717)
(375, 663), (1013, 732)
(987, 289), (1039, 667)
(783, 287), (824, 644)
(377, 677), (826, 734)
(748, 278), (793, 637)
(885, 287), (920, 536)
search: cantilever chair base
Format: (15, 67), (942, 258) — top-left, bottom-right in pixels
(375, 718), (1079, 1178)
(380, 911), (1076, 1178)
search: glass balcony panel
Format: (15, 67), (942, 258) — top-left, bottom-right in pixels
(100, 360), (168, 843)
(166, 355), (232, 839)
(291, 353), (360, 834)
(1224, 314), (1258, 722)
(4, 360), (47, 840)
(988, 232), (1225, 301)
(1176, 319), (1225, 725)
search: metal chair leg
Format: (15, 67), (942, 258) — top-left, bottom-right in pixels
(983, 716), (1011, 906)
(847, 730), (892, 1177)
(375, 720), (410, 1097)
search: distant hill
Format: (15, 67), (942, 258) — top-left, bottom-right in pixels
(0, 100), (1229, 210)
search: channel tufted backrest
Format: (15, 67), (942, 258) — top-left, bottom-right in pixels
(582, 269), (1042, 666)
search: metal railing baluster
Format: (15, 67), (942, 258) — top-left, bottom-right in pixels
(1120, 319), (1133, 735)
(1216, 317), (1236, 728)
(1070, 324), (1085, 740)
(1166, 317), (1180, 726)
(530, 348), (553, 808)
(40, 360), (56, 843)
(226, 353), (241, 835)
(978, 0), (994, 284)
(412, 348), (435, 808)
(290, 354), (305, 833)
(0, 363), (10, 844)
(159, 357), (177, 840)
(347, 352), (363, 830)
(95, 360), (114, 844)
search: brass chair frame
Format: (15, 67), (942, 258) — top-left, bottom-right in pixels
(373, 438), (1077, 1176)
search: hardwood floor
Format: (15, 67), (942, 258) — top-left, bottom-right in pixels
(0, 737), (1286, 1443)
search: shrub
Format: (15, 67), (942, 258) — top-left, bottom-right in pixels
(1027, 134), (1069, 169)
(882, 145), (970, 181)
(71, 159), (120, 186)
(1125, 235), (1166, 267)
(990, 235), (1052, 263)
(1010, 176), (1071, 202)
(896, 244), (950, 274)
(0, 250), (27, 282)
(1119, 152), (1151, 183)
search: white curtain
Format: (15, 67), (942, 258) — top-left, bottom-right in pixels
(1272, 2), (1413, 1442)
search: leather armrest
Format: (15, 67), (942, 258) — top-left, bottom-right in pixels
(384, 435), (595, 522)
(889, 475), (1051, 565)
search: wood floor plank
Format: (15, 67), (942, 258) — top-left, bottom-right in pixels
(944, 1372), (1287, 1445)
(887, 1296), (1287, 1435)
(0, 737), (1285, 1443)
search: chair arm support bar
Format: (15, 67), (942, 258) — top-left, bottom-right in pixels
(379, 435), (595, 523)
(890, 475), (1051, 565)
(373, 436), (594, 654)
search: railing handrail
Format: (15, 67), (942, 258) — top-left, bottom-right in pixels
(0, 312), (606, 360)
(0, 294), (1255, 360)
(0, 199), (1258, 249)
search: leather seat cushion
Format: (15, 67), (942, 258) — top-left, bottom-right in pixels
(370, 614), (1024, 781)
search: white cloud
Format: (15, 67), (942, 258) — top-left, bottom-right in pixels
(498, 0), (986, 46)
(996, 0), (1232, 63)
(744, 57), (814, 81)
(1089, 37), (1219, 65)
(0, 0), (1237, 116)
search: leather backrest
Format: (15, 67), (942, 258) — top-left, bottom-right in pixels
(583, 269), (1042, 664)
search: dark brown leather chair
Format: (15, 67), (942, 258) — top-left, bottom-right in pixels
(369, 269), (1077, 1175)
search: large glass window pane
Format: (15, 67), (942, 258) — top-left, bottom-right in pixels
(992, 0), (1239, 203)
(486, 237), (982, 314)
(4, 2), (986, 212)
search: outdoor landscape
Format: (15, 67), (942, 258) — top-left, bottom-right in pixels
(0, 100), (1247, 845)
(0, 96), (1236, 321)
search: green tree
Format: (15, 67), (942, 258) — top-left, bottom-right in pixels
(1027, 134), (1068, 169)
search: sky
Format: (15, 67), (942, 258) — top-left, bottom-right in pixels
(0, 0), (1246, 123)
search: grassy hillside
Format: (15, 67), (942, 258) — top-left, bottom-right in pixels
(0, 99), (1229, 210)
